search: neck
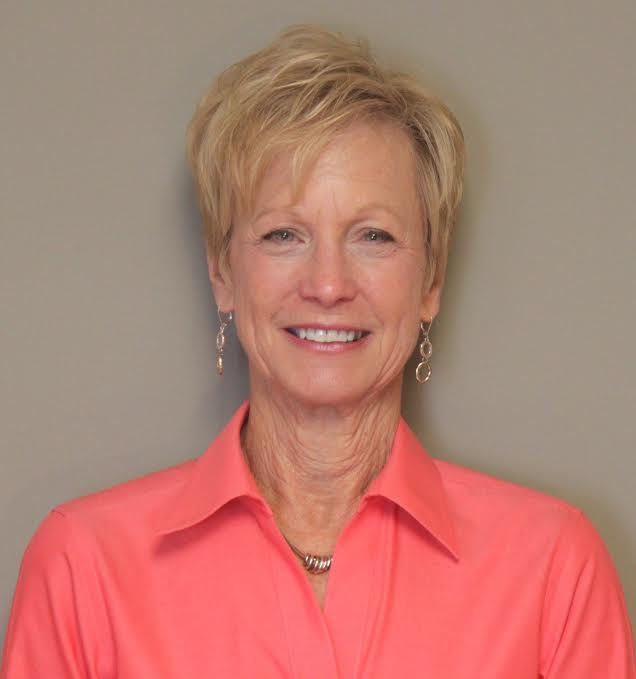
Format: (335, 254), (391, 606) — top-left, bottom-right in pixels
(241, 380), (402, 554)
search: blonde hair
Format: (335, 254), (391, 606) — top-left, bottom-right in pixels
(187, 24), (465, 290)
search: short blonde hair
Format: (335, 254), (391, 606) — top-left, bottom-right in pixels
(187, 24), (465, 290)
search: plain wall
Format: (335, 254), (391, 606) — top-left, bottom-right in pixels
(1, 0), (634, 642)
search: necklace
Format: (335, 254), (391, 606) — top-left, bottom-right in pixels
(283, 535), (333, 574)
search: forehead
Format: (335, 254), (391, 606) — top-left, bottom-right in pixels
(249, 121), (419, 216)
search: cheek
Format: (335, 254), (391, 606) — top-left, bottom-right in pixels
(230, 251), (293, 320)
(365, 259), (425, 321)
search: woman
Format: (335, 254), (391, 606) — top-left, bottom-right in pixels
(2, 24), (634, 678)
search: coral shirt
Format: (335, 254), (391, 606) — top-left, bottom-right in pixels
(2, 401), (635, 678)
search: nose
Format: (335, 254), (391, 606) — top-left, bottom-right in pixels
(298, 239), (357, 307)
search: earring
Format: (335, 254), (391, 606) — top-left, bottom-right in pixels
(415, 319), (433, 383)
(216, 307), (233, 375)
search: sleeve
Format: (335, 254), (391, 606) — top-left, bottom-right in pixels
(540, 509), (636, 678)
(1, 510), (110, 678)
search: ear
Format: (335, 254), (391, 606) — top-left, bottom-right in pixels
(419, 280), (442, 323)
(206, 250), (235, 312)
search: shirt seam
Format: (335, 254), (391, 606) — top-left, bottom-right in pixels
(537, 507), (584, 677)
(51, 508), (116, 678)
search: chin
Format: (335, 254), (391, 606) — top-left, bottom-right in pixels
(274, 370), (381, 409)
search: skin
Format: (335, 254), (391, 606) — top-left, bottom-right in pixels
(209, 121), (441, 609)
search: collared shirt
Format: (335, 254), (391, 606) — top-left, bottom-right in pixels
(2, 401), (635, 678)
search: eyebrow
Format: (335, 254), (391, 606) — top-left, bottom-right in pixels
(250, 202), (408, 225)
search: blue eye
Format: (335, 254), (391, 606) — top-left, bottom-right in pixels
(263, 229), (295, 242)
(364, 229), (394, 242)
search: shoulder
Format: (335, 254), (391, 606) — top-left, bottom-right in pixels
(31, 458), (195, 556)
(431, 460), (635, 673)
(4, 460), (198, 674)
(434, 457), (582, 534)
(59, 458), (193, 517)
(430, 457), (616, 579)
(432, 458), (629, 608)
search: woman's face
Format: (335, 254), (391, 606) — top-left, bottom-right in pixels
(210, 121), (441, 408)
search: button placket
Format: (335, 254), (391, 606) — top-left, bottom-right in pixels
(254, 510), (341, 678)
(322, 498), (389, 679)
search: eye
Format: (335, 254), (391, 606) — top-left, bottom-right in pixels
(262, 228), (297, 242)
(363, 229), (394, 243)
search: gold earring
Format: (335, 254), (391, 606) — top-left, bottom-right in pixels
(216, 307), (233, 375)
(415, 319), (433, 383)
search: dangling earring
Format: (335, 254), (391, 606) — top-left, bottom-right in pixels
(415, 319), (433, 383)
(216, 307), (233, 376)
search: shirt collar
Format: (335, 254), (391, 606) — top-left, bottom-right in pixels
(154, 401), (459, 560)
(154, 401), (268, 535)
(364, 416), (460, 560)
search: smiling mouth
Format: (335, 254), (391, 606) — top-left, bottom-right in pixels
(285, 328), (370, 343)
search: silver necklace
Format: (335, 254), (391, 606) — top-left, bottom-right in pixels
(283, 535), (333, 574)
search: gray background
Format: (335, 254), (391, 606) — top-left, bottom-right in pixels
(1, 0), (634, 642)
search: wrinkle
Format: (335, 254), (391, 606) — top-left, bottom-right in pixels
(241, 382), (402, 551)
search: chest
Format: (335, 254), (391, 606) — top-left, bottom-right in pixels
(308, 572), (329, 610)
(98, 503), (548, 678)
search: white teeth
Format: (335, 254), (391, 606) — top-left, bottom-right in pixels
(292, 328), (364, 343)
